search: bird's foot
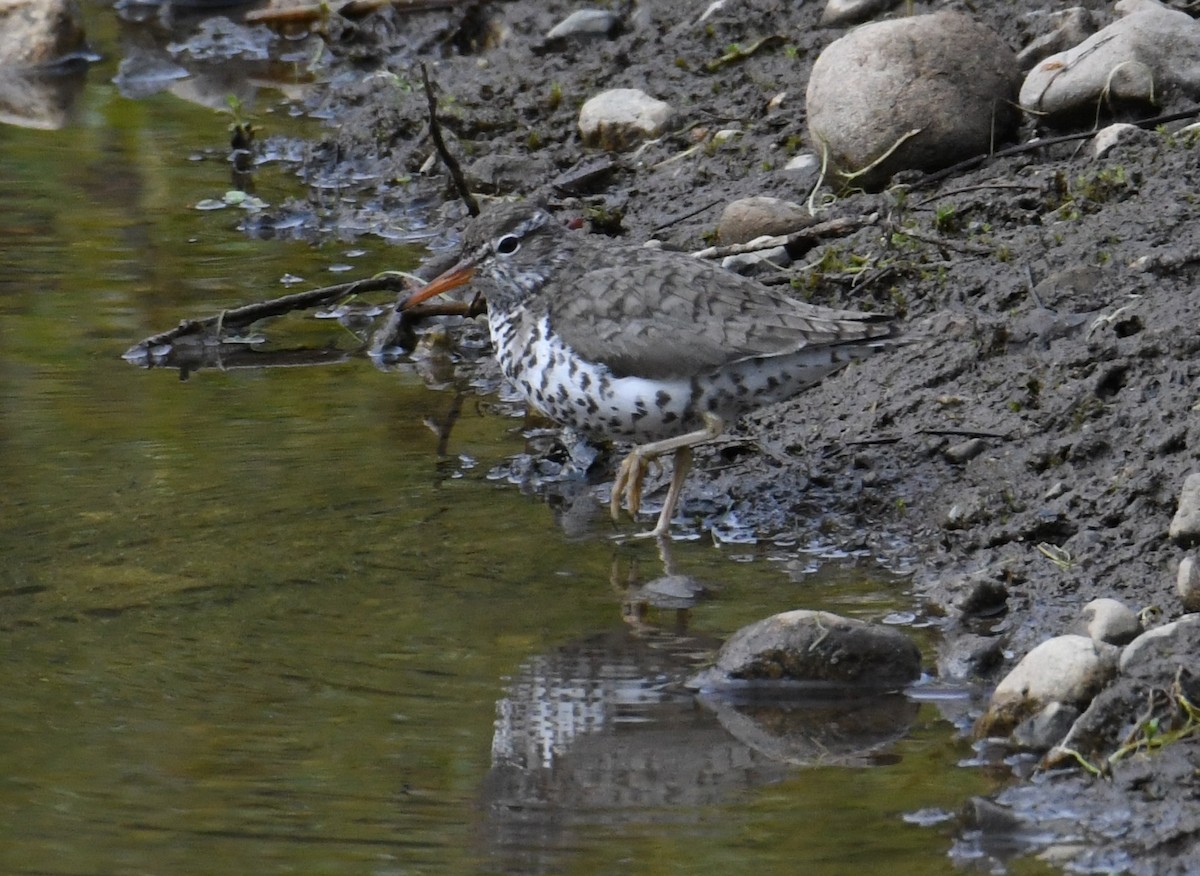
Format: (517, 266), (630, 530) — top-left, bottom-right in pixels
(611, 447), (655, 523)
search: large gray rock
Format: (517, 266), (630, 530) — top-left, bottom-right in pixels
(806, 11), (1020, 188)
(686, 609), (921, 692)
(1020, 0), (1200, 120)
(1119, 613), (1200, 674)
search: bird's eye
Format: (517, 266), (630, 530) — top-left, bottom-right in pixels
(495, 234), (520, 255)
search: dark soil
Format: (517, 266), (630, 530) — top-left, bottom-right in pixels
(210, 0), (1200, 871)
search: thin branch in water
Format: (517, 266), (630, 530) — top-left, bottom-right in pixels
(124, 275), (412, 359)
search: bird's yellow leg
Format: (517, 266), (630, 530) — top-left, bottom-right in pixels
(636, 446), (692, 539)
(610, 413), (725, 532)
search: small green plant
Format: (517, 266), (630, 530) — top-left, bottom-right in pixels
(811, 247), (846, 274)
(933, 203), (958, 233)
(225, 94), (255, 150)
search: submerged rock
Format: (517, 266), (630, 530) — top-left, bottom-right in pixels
(686, 609), (921, 693)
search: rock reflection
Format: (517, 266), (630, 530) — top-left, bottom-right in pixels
(482, 625), (776, 868)
(112, 3), (315, 108)
(479, 549), (922, 870)
(0, 66), (87, 130)
(698, 691), (919, 767)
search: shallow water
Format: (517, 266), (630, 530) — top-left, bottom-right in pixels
(0, 5), (1051, 875)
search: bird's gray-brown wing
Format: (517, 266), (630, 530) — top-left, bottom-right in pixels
(547, 245), (893, 380)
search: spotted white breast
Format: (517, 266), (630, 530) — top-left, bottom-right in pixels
(488, 310), (696, 443)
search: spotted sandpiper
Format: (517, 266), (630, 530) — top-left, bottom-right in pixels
(403, 201), (897, 538)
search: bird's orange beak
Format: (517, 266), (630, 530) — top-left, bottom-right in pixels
(401, 261), (477, 310)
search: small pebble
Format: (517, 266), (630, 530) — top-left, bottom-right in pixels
(1168, 472), (1200, 546)
(578, 88), (673, 151)
(545, 8), (620, 41)
(1092, 122), (1149, 158)
(1069, 597), (1141, 645)
(1177, 555), (1200, 611)
(944, 437), (986, 464)
(718, 196), (811, 245)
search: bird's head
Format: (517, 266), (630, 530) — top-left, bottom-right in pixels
(402, 201), (565, 312)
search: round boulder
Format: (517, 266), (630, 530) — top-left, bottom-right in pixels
(975, 634), (1119, 738)
(806, 11), (1020, 188)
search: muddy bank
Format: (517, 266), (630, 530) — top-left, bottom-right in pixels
(157, 0), (1200, 871)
